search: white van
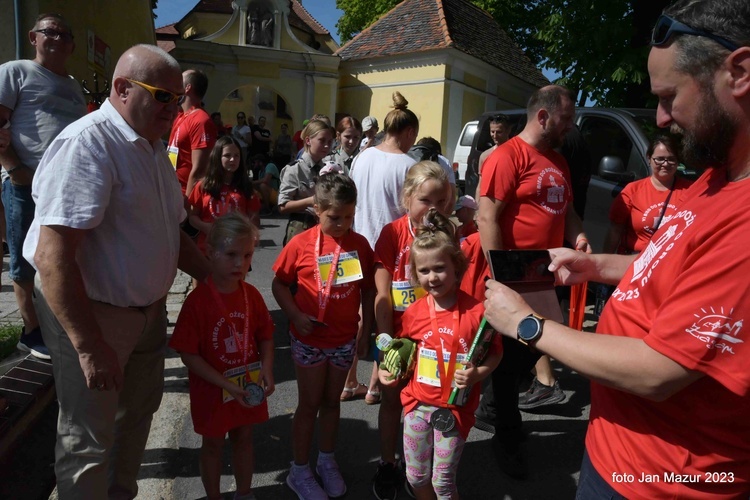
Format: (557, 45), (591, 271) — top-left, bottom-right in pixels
(451, 120), (478, 191)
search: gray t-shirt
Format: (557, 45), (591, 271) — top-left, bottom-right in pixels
(0, 60), (87, 176)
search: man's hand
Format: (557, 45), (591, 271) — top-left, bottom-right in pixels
(548, 247), (596, 285)
(483, 280), (533, 339)
(0, 127), (10, 154)
(77, 337), (124, 391)
(9, 166), (34, 186)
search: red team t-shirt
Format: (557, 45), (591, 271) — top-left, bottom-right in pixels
(189, 182), (261, 252)
(480, 136), (572, 249)
(590, 168), (750, 498)
(399, 291), (502, 439)
(273, 227), (374, 348)
(168, 108), (218, 193)
(459, 232), (489, 303)
(608, 175), (693, 253)
(169, 281), (274, 438)
(374, 215), (422, 334)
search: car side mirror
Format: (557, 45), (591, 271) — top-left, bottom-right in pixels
(598, 156), (635, 183)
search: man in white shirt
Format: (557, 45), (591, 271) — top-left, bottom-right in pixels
(24, 44), (208, 499)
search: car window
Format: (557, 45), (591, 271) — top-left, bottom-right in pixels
(460, 123), (478, 147)
(579, 116), (649, 181)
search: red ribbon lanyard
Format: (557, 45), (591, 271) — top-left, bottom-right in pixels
(428, 296), (461, 405)
(314, 226), (343, 323)
(208, 277), (252, 383)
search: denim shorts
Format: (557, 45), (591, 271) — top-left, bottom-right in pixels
(290, 335), (355, 370)
(2, 179), (36, 282)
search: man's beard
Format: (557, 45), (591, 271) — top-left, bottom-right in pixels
(540, 127), (565, 150)
(672, 86), (738, 170)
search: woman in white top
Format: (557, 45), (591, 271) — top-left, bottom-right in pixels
(350, 92), (419, 244)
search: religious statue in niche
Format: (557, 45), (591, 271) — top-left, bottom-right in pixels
(247, 8), (274, 47)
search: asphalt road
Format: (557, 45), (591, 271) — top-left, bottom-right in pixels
(5, 213), (592, 499)
(148, 213), (591, 500)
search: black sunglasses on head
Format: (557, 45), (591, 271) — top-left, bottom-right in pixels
(651, 14), (739, 52)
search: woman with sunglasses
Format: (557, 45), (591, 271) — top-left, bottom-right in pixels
(603, 135), (693, 254)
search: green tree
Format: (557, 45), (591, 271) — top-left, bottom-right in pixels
(336, 0), (670, 107)
(336, 0), (399, 44)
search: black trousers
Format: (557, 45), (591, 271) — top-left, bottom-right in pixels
(478, 336), (541, 446)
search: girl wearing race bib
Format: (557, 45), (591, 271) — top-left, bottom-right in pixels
(170, 213), (275, 500)
(379, 209), (503, 499)
(272, 173), (375, 499)
(372, 161), (453, 494)
(189, 136), (261, 254)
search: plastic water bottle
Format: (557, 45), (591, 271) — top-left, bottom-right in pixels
(375, 333), (393, 351)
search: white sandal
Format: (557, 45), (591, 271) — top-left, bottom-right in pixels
(340, 383), (368, 401)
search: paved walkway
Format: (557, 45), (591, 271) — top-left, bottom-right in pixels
(0, 215), (596, 499)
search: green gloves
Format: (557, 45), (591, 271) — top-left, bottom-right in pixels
(378, 335), (417, 381)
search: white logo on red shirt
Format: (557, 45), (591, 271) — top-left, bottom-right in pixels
(686, 307), (744, 355)
(631, 209), (696, 286)
(536, 168), (568, 215)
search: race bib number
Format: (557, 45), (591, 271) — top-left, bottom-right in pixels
(391, 281), (426, 311)
(317, 251), (363, 286)
(222, 361), (261, 403)
(167, 145), (179, 169)
(415, 347), (467, 387)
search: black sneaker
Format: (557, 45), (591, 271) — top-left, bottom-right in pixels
(16, 327), (51, 361)
(491, 437), (527, 480)
(473, 410), (496, 434)
(518, 378), (566, 410)
(372, 461), (398, 500)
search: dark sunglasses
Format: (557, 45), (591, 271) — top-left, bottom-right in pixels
(126, 79), (183, 104)
(34, 28), (74, 42)
(651, 14), (739, 52)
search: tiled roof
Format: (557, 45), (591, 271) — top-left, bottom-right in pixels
(290, 1), (329, 35)
(155, 23), (179, 36)
(155, 23), (179, 52)
(180, 0), (328, 36)
(336, 0), (548, 88)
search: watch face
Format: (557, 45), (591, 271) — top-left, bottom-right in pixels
(518, 316), (541, 341)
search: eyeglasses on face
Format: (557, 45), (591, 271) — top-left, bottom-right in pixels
(126, 79), (183, 104)
(34, 28), (74, 42)
(651, 14), (739, 52)
(651, 156), (678, 166)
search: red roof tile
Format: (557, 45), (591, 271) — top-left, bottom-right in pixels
(336, 0), (548, 88)
(290, 0), (329, 36)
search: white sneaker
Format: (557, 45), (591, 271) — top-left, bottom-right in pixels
(316, 458), (347, 498)
(286, 462), (327, 500)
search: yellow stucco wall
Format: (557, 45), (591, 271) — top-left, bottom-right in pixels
(461, 90), (485, 126)
(1, 0), (156, 93)
(463, 70), (486, 94)
(337, 62), (453, 144)
(178, 14), (230, 41)
(338, 74), (448, 144)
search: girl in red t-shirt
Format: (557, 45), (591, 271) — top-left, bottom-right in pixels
(379, 209), (502, 499)
(170, 212), (275, 500)
(189, 136), (261, 253)
(372, 161), (453, 486)
(272, 173), (375, 499)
